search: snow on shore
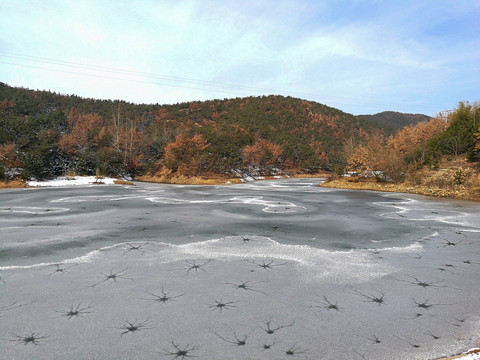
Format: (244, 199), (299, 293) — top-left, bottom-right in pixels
(27, 176), (117, 187)
(455, 349), (480, 360)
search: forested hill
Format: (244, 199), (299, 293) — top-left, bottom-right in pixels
(356, 111), (431, 134)
(0, 82), (430, 180)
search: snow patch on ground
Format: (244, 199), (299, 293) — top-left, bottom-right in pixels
(455, 349), (480, 360)
(28, 176), (117, 187)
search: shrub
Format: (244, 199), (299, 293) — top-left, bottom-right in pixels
(418, 167), (475, 190)
(0, 163), (5, 181)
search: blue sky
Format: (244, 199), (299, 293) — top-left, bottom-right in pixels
(0, 0), (478, 115)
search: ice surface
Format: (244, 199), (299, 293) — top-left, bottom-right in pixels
(0, 179), (479, 359)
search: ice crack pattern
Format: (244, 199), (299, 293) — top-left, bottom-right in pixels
(1, 179), (479, 359)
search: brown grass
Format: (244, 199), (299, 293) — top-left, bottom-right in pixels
(135, 168), (330, 185)
(290, 171), (330, 178)
(0, 179), (28, 189)
(114, 179), (135, 185)
(137, 166), (251, 185)
(321, 157), (480, 201)
(135, 174), (242, 185)
(320, 177), (480, 201)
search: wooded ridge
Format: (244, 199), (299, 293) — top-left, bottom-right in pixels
(0, 83), (478, 194)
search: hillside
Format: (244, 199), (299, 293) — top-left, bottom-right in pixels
(1, 82), (413, 182)
(322, 102), (480, 200)
(356, 111), (431, 134)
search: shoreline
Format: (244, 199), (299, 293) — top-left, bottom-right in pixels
(434, 348), (480, 360)
(0, 177), (135, 189)
(319, 177), (480, 202)
(2, 173), (480, 202)
(0, 172), (331, 190)
(3, 173), (480, 204)
(134, 170), (332, 186)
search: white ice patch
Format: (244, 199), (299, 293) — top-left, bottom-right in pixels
(51, 195), (142, 203)
(375, 198), (416, 219)
(0, 206), (69, 214)
(1, 225), (66, 230)
(227, 196), (306, 213)
(363, 242), (423, 254)
(0, 236), (401, 285)
(240, 181), (326, 193)
(175, 236), (396, 284)
(375, 197), (480, 229)
(0, 242), (126, 270)
(146, 196), (221, 205)
(146, 195), (307, 213)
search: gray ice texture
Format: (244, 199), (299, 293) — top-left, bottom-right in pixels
(0, 178), (479, 359)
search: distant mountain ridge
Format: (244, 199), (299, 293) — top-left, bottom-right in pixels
(356, 111), (432, 134)
(0, 82), (430, 128)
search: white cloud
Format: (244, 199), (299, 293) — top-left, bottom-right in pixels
(0, 0), (478, 114)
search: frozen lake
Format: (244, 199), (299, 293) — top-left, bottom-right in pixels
(1, 179), (479, 359)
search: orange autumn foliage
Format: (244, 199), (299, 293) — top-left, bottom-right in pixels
(0, 143), (22, 168)
(347, 131), (385, 174)
(163, 134), (210, 175)
(59, 113), (104, 155)
(242, 139), (283, 168)
(386, 118), (445, 154)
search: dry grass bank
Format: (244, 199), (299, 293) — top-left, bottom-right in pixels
(289, 171), (330, 179)
(320, 176), (480, 201)
(135, 167), (243, 185)
(113, 179), (135, 185)
(0, 179), (28, 189)
(320, 158), (480, 201)
(0, 170), (328, 189)
(320, 177), (479, 200)
(135, 173), (330, 185)
(135, 174), (242, 185)
(135, 167), (329, 185)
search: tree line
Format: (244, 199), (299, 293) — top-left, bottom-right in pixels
(346, 102), (480, 183)
(0, 83), (478, 183)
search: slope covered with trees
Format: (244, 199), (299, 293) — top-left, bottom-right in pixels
(1, 82), (406, 182)
(329, 102), (480, 199)
(0, 83), (480, 197)
(4, 82), (476, 194)
(356, 111), (431, 135)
